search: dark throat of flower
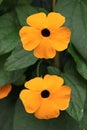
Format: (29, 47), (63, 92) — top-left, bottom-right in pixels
(41, 28), (50, 37)
(41, 90), (50, 98)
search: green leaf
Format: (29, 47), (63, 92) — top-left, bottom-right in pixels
(48, 66), (61, 76)
(79, 96), (87, 130)
(0, 0), (3, 4)
(4, 46), (37, 71)
(0, 54), (25, 86)
(17, 0), (32, 5)
(13, 75), (25, 86)
(13, 100), (81, 130)
(68, 44), (87, 80)
(64, 60), (86, 121)
(56, 0), (87, 61)
(15, 4), (47, 26)
(0, 12), (20, 55)
(48, 61), (86, 121)
(0, 91), (16, 130)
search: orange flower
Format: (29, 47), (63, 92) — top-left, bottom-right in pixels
(19, 12), (71, 59)
(20, 74), (71, 119)
(0, 84), (12, 99)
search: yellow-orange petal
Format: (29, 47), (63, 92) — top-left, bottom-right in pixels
(43, 74), (64, 92)
(19, 26), (40, 51)
(0, 84), (12, 99)
(20, 90), (41, 113)
(52, 86), (71, 110)
(51, 27), (71, 51)
(34, 39), (56, 59)
(47, 12), (65, 31)
(34, 99), (60, 119)
(27, 12), (47, 29)
(25, 77), (46, 91)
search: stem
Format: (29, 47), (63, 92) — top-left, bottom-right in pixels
(52, 0), (56, 11)
(36, 60), (43, 77)
(54, 52), (60, 67)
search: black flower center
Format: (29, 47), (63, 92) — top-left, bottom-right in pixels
(41, 90), (50, 98)
(41, 28), (50, 37)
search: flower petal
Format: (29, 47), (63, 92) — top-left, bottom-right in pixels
(52, 86), (71, 110)
(44, 74), (64, 92)
(51, 27), (71, 51)
(47, 12), (65, 31)
(20, 90), (41, 113)
(0, 84), (12, 99)
(19, 26), (40, 50)
(27, 12), (47, 29)
(34, 99), (60, 119)
(25, 77), (46, 91)
(44, 74), (64, 86)
(34, 39), (56, 59)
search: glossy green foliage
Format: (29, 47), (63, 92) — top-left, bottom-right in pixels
(0, 0), (87, 130)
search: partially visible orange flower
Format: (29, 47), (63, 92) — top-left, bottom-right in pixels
(19, 12), (71, 59)
(0, 84), (12, 99)
(20, 74), (71, 119)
